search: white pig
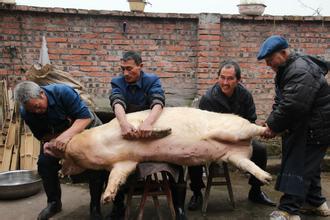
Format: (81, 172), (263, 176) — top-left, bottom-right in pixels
(50, 107), (272, 203)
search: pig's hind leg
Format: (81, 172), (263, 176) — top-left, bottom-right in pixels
(226, 154), (272, 185)
(203, 123), (266, 143)
(102, 160), (138, 203)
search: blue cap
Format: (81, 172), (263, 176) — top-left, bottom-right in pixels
(257, 35), (289, 60)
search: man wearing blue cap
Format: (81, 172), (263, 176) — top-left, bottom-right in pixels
(258, 35), (330, 220)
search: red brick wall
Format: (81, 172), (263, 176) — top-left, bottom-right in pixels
(218, 18), (330, 120)
(0, 5), (329, 121)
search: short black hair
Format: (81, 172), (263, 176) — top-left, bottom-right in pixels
(217, 60), (241, 80)
(122, 51), (142, 65)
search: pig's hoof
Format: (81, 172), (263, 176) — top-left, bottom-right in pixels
(102, 192), (115, 204)
(256, 171), (272, 185)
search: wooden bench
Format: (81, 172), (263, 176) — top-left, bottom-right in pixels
(202, 162), (235, 215)
(125, 162), (180, 220)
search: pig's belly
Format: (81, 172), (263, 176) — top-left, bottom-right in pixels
(131, 138), (250, 166)
(67, 135), (251, 170)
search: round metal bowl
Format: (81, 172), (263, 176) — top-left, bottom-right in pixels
(0, 170), (42, 200)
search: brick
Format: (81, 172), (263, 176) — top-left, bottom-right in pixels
(198, 24), (220, 30)
(166, 45), (185, 51)
(80, 66), (103, 72)
(102, 28), (114, 33)
(49, 54), (60, 60)
(46, 26), (65, 32)
(71, 61), (93, 66)
(198, 35), (221, 41)
(158, 73), (175, 78)
(105, 56), (120, 61)
(111, 40), (131, 45)
(88, 72), (109, 77)
(71, 49), (91, 55)
(0, 23), (19, 29)
(61, 55), (82, 60)
(0, 16), (17, 22)
(81, 33), (99, 39)
(47, 38), (67, 43)
(2, 29), (20, 34)
(48, 48), (68, 54)
(80, 44), (98, 49)
(0, 69), (9, 75)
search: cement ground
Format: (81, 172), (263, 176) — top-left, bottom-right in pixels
(0, 172), (329, 220)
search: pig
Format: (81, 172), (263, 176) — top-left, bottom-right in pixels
(50, 107), (272, 203)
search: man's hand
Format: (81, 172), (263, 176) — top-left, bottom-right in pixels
(138, 121), (153, 138)
(43, 135), (72, 158)
(262, 123), (277, 139)
(53, 136), (71, 150)
(120, 122), (138, 139)
(43, 141), (65, 158)
(136, 104), (163, 138)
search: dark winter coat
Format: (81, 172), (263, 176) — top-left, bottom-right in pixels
(199, 83), (257, 123)
(266, 53), (330, 196)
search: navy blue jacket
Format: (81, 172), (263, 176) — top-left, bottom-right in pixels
(109, 71), (165, 113)
(20, 84), (91, 140)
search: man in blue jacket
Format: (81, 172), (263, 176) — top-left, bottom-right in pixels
(15, 81), (105, 220)
(108, 51), (187, 220)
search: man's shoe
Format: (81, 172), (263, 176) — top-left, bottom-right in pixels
(37, 201), (62, 220)
(269, 210), (300, 220)
(105, 203), (125, 220)
(248, 190), (276, 207)
(90, 206), (103, 220)
(175, 207), (188, 220)
(300, 201), (330, 216)
(188, 192), (203, 211)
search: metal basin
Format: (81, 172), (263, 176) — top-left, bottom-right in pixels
(0, 170), (42, 200)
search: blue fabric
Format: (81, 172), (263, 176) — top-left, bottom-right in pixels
(110, 71), (164, 111)
(20, 84), (91, 140)
(257, 35), (289, 60)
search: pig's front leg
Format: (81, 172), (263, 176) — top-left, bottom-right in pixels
(103, 161), (138, 203)
(61, 158), (86, 175)
(226, 154), (272, 185)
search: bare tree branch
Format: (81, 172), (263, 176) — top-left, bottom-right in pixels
(298, 0), (322, 16)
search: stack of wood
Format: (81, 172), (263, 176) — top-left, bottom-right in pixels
(0, 80), (40, 171)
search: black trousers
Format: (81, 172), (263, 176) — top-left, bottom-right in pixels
(278, 145), (327, 215)
(188, 139), (267, 193)
(38, 152), (106, 210)
(169, 166), (187, 209)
